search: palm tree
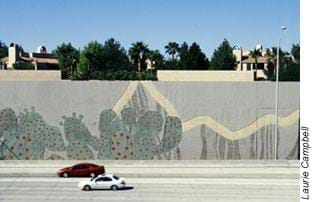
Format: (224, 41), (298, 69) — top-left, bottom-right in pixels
(264, 48), (277, 78)
(265, 47), (289, 79)
(147, 50), (164, 69)
(165, 42), (180, 62)
(128, 42), (149, 71)
(249, 49), (262, 80)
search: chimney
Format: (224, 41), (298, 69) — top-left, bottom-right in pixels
(8, 43), (20, 69)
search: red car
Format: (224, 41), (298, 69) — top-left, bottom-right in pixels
(57, 163), (105, 178)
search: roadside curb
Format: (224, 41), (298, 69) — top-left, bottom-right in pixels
(0, 160), (300, 168)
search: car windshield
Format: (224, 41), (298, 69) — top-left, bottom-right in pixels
(113, 175), (119, 180)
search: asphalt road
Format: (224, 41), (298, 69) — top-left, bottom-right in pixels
(0, 176), (299, 202)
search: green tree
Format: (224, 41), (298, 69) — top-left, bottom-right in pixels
(147, 50), (165, 69)
(128, 42), (149, 71)
(165, 42), (180, 66)
(175, 42), (209, 70)
(279, 62), (300, 81)
(278, 44), (300, 81)
(266, 47), (291, 80)
(54, 43), (80, 79)
(165, 42), (180, 69)
(263, 48), (276, 79)
(291, 43), (300, 63)
(264, 47), (286, 79)
(77, 41), (105, 79)
(268, 44), (300, 81)
(103, 38), (134, 71)
(74, 39), (155, 80)
(0, 41), (8, 59)
(187, 42), (209, 69)
(177, 42), (190, 69)
(265, 47), (286, 64)
(210, 39), (236, 70)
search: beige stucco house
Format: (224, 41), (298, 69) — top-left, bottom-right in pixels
(233, 45), (272, 80)
(0, 43), (61, 80)
(0, 43), (59, 70)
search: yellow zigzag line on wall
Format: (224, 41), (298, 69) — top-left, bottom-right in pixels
(141, 81), (179, 117)
(112, 81), (140, 114)
(112, 81), (299, 140)
(182, 110), (300, 140)
(112, 81), (179, 117)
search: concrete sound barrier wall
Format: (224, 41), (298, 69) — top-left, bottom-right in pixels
(0, 81), (299, 160)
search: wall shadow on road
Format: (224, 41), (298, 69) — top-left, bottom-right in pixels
(87, 186), (134, 191)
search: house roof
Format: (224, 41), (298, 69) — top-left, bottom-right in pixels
(32, 57), (59, 64)
(20, 56), (58, 64)
(1, 53), (59, 65)
(0, 57), (8, 63)
(242, 56), (270, 64)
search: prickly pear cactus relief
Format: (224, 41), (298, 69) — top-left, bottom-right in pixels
(0, 106), (183, 160)
(1, 107), (65, 160)
(0, 108), (18, 138)
(60, 113), (99, 160)
(97, 107), (182, 160)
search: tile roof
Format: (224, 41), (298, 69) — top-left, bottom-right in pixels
(242, 56), (270, 63)
(0, 57), (8, 63)
(20, 56), (58, 64)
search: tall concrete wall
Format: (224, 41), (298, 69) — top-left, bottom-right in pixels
(0, 81), (299, 160)
(157, 70), (254, 81)
(0, 70), (61, 80)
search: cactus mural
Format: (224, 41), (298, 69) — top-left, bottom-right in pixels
(0, 81), (300, 160)
(98, 108), (182, 160)
(60, 113), (99, 160)
(0, 108), (18, 138)
(0, 107), (65, 160)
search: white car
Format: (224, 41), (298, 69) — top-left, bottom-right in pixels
(78, 174), (126, 191)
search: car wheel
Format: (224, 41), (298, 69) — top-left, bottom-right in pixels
(63, 173), (68, 178)
(89, 172), (96, 178)
(83, 185), (91, 191)
(111, 185), (118, 191)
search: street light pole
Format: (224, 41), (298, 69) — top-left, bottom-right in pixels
(275, 26), (286, 160)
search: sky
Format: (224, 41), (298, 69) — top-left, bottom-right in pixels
(0, 0), (299, 58)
